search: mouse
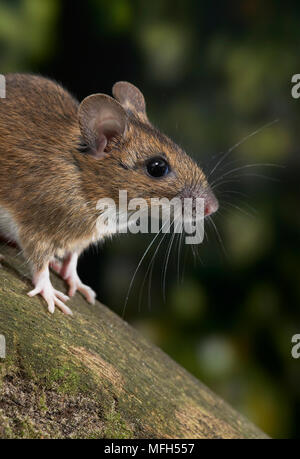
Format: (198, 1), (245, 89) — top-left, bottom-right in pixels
(0, 73), (218, 315)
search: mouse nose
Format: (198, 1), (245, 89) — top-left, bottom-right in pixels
(204, 191), (219, 217)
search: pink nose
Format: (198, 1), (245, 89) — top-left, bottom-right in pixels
(204, 193), (219, 217)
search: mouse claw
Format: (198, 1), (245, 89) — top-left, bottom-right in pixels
(58, 252), (97, 305)
(28, 266), (73, 315)
(68, 278), (96, 304)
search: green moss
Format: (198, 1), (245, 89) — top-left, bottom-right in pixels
(0, 413), (46, 439)
(0, 411), (14, 439)
(15, 418), (42, 439)
(38, 392), (48, 412)
(46, 364), (82, 394)
(103, 405), (133, 439)
(85, 431), (103, 439)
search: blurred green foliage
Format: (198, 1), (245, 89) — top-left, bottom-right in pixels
(1, 0), (300, 438)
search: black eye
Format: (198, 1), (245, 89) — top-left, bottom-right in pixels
(146, 157), (170, 178)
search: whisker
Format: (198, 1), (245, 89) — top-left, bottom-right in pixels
(209, 157), (283, 181)
(212, 173), (279, 194)
(210, 162), (283, 188)
(208, 119), (279, 180)
(208, 215), (227, 259)
(221, 200), (255, 218)
(137, 232), (165, 312)
(190, 243), (199, 266)
(181, 244), (188, 284)
(218, 191), (257, 214)
(177, 230), (184, 283)
(162, 219), (180, 303)
(212, 178), (243, 191)
(146, 225), (174, 310)
(123, 218), (170, 317)
(217, 189), (249, 198)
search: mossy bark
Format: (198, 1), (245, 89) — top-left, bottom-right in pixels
(0, 244), (268, 439)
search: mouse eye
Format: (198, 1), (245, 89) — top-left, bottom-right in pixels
(146, 157), (170, 178)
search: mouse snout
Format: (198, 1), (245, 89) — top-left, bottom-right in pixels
(204, 190), (219, 217)
(180, 185), (219, 218)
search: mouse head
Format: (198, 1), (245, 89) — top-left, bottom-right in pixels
(78, 82), (218, 220)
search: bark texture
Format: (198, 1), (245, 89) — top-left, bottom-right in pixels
(0, 244), (268, 439)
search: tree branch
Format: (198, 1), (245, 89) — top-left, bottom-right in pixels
(0, 244), (268, 439)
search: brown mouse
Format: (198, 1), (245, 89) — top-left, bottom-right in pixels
(0, 74), (218, 315)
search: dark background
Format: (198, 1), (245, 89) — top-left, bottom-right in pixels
(1, 0), (300, 438)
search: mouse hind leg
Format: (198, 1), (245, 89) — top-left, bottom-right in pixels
(50, 252), (96, 304)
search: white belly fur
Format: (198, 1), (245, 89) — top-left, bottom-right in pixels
(0, 205), (19, 244)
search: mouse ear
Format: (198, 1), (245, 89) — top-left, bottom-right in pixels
(112, 81), (148, 122)
(78, 94), (127, 159)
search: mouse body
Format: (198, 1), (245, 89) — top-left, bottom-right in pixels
(0, 74), (218, 315)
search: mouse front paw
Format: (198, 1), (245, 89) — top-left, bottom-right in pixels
(28, 266), (73, 315)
